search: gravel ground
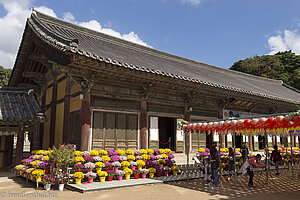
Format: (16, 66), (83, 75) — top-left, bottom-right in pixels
(0, 169), (299, 200)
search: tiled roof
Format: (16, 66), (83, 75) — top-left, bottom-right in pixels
(0, 87), (43, 123)
(13, 10), (300, 105)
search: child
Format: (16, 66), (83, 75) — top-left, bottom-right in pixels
(203, 157), (211, 187)
(271, 145), (282, 175)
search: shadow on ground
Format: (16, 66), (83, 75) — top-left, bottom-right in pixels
(166, 169), (300, 200)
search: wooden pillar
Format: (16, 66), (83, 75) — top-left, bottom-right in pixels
(63, 77), (71, 144)
(50, 73), (58, 147)
(140, 100), (147, 149)
(218, 105), (225, 148)
(291, 136), (295, 147)
(272, 136), (276, 147)
(4, 135), (13, 168)
(39, 86), (46, 148)
(15, 129), (24, 165)
(249, 135), (253, 151)
(184, 103), (191, 154)
(80, 86), (91, 151)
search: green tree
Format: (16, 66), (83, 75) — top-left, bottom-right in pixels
(0, 66), (12, 86)
(230, 51), (300, 90)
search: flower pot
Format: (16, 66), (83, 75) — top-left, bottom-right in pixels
(100, 177), (106, 182)
(75, 179), (81, 184)
(125, 174), (130, 180)
(134, 174), (139, 179)
(87, 169), (92, 172)
(173, 171), (178, 175)
(36, 176), (42, 182)
(96, 168), (102, 174)
(131, 166), (136, 170)
(59, 184), (64, 191)
(149, 173), (154, 178)
(45, 184), (51, 191)
(141, 173), (147, 178)
(107, 176), (113, 181)
(138, 166), (142, 171)
(164, 172), (169, 176)
(114, 167), (119, 172)
(157, 172), (162, 177)
(88, 177), (94, 183)
(117, 175), (123, 180)
(105, 167), (110, 172)
(76, 169), (82, 172)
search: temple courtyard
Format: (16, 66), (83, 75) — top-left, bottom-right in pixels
(0, 169), (299, 200)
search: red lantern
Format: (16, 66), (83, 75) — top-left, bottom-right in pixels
(225, 120), (232, 130)
(182, 124), (188, 131)
(276, 116), (284, 124)
(231, 120), (238, 127)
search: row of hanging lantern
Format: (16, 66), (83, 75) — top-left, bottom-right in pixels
(182, 115), (300, 136)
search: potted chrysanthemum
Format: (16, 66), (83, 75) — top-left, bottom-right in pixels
(86, 171), (97, 183)
(105, 162), (112, 171)
(136, 160), (145, 170)
(148, 167), (156, 178)
(123, 168), (133, 180)
(127, 155), (136, 162)
(163, 166), (170, 176)
(95, 162), (105, 174)
(84, 162), (95, 172)
(107, 170), (115, 181)
(140, 169), (149, 179)
(133, 170), (140, 179)
(130, 162), (137, 170)
(74, 164), (84, 172)
(112, 161), (121, 172)
(115, 170), (125, 180)
(73, 172), (84, 184)
(98, 171), (108, 182)
(121, 161), (130, 170)
(117, 149), (125, 156)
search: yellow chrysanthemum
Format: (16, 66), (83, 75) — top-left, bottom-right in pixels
(158, 159), (166, 164)
(121, 161), (130, 167)
(31, 150), (38, 155)
(171, 166), (179, 171)
(140, 149), (147, 155)
(101, 156), (110, 163)
(198, 148), (206, 153)
(43, 156), (49, 161)
(98, 171), (108, 177)
(148, 167), (156, 173)
(159, 149), (166, 154)
(32, 169), (44, 177)
(164, 148), (172, 154)
(125, 149), (134, 155)
(99, 150), (108, 156)
(136, 160), (145, 166)
(117, 149), (125, 156)
(95, 162), (105, 168)
(147, 149), (154, 155)
(36, 150), (45, 155)
(90, 150), (99, 156)
(74, 156), (85, 163)
(74, 151), (82, 157)
(142, 154), (150, 160)
(31, 160), (41, 167)
(123, 168), (133, 175)
(161, 154), (168, 159)
(43, 151), (51, 156)
(73, 172), (84, 179)
(127, 155), (135, 161)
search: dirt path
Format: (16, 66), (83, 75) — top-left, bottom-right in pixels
(0, 169), (299, 200)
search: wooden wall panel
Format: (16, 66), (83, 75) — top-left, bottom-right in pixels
(42, 108), (51, 148)
(45, 87), (53, 106)
(71, 84), (81, 95)
(70, 96), (82, 112)
(54, 102), (64, 146)
(57, 79), (66, 100)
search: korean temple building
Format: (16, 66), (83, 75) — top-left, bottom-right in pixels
(8, 10), (300, 155)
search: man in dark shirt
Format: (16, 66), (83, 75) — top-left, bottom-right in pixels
(241, 142), (249, 164)
(210, 142), (220, 189)
(271, 145), (282, 175)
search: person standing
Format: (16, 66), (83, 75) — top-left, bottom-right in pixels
(271, 145), (282, 175)
(240, 154), (266, 188)
(228, 147), (234, 180)
(210, 142), (220, 189)
(203, 157), (211, 187)
(241, 142), (249, 164)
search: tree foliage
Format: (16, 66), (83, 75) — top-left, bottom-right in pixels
(0, 66), (12, 86)
(230, 51), (300, 90)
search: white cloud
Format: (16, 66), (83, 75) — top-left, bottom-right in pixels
(181, 0), (203, 6)
(267, 30), (300, 55)
(0, 0), (150, 68)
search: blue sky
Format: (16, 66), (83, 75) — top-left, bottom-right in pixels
(1, 0), (300, 68)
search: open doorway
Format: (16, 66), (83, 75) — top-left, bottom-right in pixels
(158, 117), (176, 151)
(258, 135), (266, 149)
